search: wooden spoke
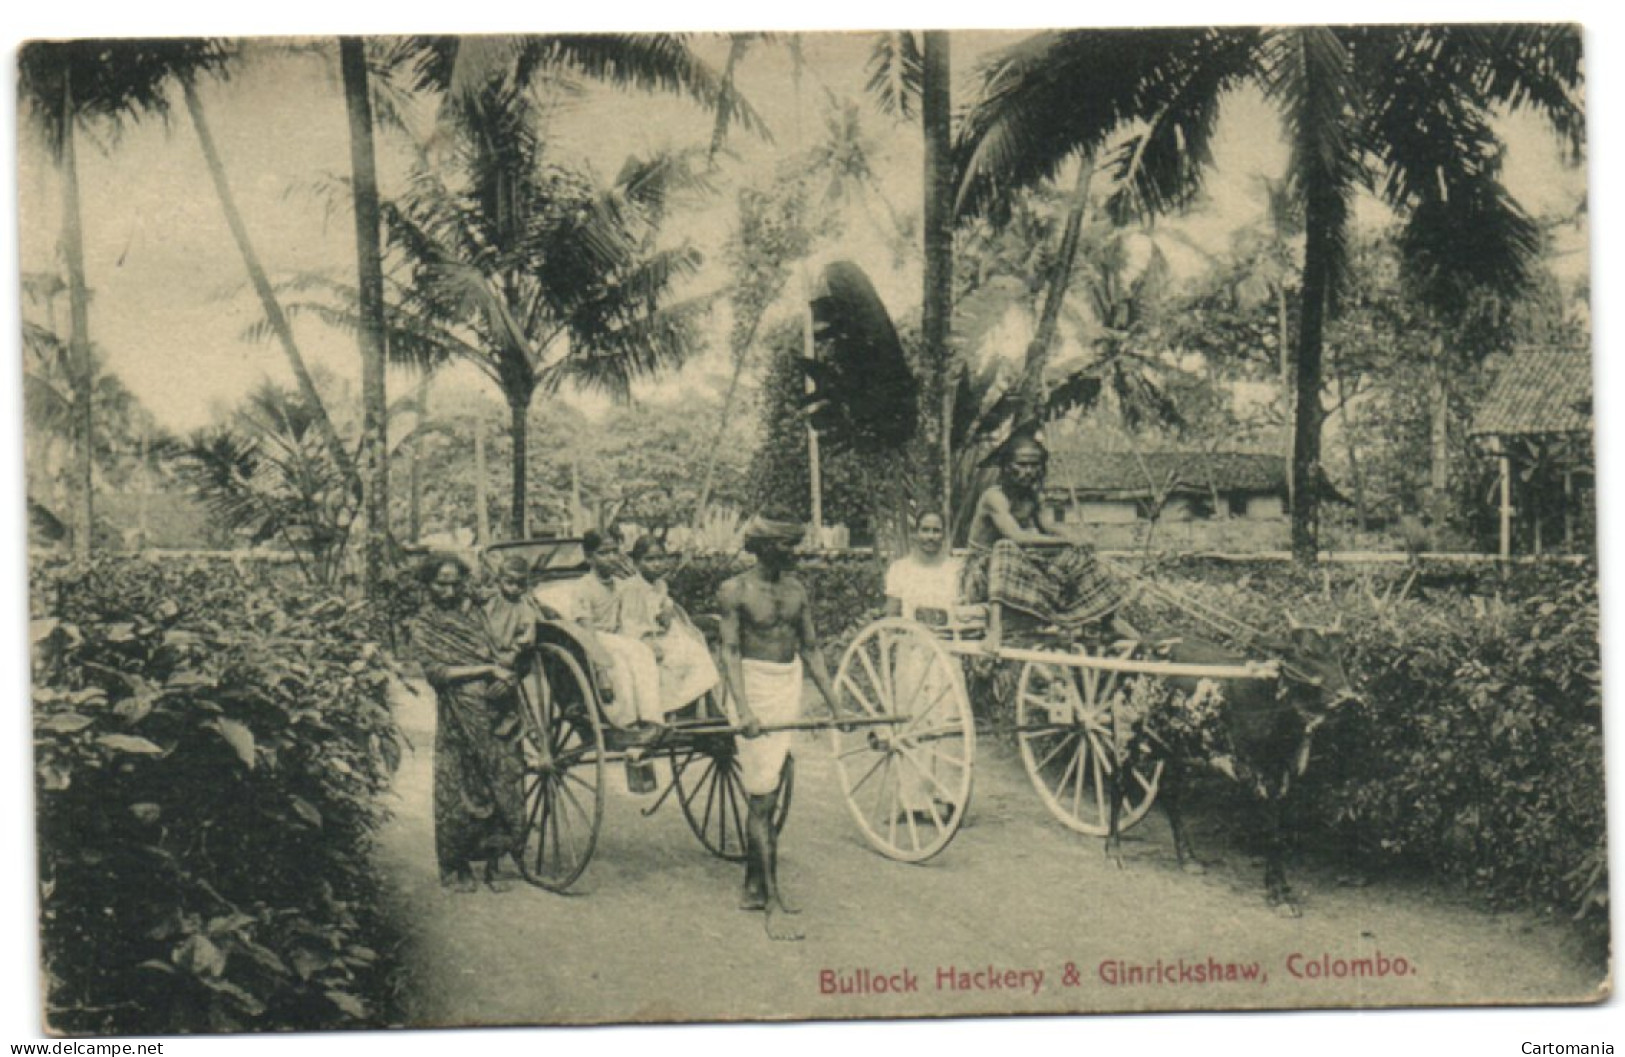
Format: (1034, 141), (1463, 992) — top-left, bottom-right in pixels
(855, 642), (892, 713)
(895, 743), (965, 805)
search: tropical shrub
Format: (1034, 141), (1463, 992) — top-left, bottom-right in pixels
(1125, 557), (1605, 948)
(33, 557), (403, 1034)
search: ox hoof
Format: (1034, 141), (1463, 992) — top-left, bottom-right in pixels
(1180, 861), (1208, 876)
(1271, 900), (1302, 918)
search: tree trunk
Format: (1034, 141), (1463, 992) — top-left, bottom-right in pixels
(341, 37), (390, 596)
(1277, 282), (1294, 512)
(922, 31), (954, 519)
(59, 73), (94, 559)
(1016, 159), (1093, 424)
(1291, 184), (1333, 565)
(183, 80), (359, 495)
(507, 393), (531, 540)
(692, 343), (750, 527)
(801, 272), (823, 544)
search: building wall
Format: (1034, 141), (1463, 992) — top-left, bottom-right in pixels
(1078, 516), (1290, 553)
(1064, 500), (1139, 525)
(1244, 494), (1285, 519)
(1052, 490), (1289, 552)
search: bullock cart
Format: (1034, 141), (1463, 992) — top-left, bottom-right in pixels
(828, 606), (1281, 861)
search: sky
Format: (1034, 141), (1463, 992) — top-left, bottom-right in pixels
(14, 27), (1588, 435)
(3, 4), (1622, 1056)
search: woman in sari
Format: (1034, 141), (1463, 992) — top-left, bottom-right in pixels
(405, 555), (524, 893)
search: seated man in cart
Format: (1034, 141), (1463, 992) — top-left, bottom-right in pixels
(717, 514), (840, 942)
(963, 432), (1136, 647)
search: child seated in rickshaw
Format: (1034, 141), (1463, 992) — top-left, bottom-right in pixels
(564, 531), (717, 733)
(617, 535), (719, 717)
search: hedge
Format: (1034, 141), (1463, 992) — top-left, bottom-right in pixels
(33, 558), (403, 1034)
(1125, 558), (1607, 950)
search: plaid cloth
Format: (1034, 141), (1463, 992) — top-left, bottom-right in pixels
(960, 539), (1130, 629)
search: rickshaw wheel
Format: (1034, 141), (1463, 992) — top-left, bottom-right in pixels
(673, 691), (792, 861)
(831, 618), (975, 863)
(516, 643), (606, 891)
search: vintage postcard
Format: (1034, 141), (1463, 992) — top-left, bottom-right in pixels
(13, 20), (1610, 1045)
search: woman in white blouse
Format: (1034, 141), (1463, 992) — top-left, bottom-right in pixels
(884, 511), (961, 623)
(882, 510), (962, 825)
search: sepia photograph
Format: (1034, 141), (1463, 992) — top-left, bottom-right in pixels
(8, 7), (1615, 1048)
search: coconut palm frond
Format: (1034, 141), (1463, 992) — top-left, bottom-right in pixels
(611, 147), (717, 221)
(537, 34), (770, 142)
(1449, 24), (1585, 163)
(866, 31), (924, 120)
(1262, 26), (1362, 298)
(1102, 30), (1257, 224)
(955, 27), (1255, 222)
(538, 292), (711, 402)
(19, 39), (232, 156)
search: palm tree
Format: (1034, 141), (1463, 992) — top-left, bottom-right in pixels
(868, 30), (955, 516)
(339, 38), (390, 596)
(302, 85), (710, 539)
(19, 40), (228, 557)
(167, 384), (357, 585)
(955, 25), (1582, 562)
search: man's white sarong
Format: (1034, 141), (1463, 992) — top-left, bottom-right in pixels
(731, 657), (802, 795)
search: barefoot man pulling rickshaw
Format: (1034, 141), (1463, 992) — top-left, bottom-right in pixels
(716, 514), (840, 942)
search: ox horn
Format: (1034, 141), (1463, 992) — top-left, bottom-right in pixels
(1329, 612), (1345, 633)
(1285, 609), (1302, 629)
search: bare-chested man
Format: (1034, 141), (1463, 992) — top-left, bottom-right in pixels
(964, 433), (1134, 644)
(716, 514), (839, 942)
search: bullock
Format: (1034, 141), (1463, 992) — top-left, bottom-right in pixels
(1107, 621), (1360, 916)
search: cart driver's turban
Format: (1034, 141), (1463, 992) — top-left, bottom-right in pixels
(497, 555), (530, 577)
(742, 515), (805, 545)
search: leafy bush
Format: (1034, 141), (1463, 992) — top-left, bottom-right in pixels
(33, 557), (403, 1034)
(1123, 557), (1606, 947)
(1304, 566), (1605, 945)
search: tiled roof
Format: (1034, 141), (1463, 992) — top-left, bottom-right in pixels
(1470, 351), (1593, 438)
(1046, 449), (1286, 498)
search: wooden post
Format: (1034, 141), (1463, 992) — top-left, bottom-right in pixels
(1564, 470), (1575, 552)
(803, 285), (823, 548)
(473, 425), (490, 547)
(1498, 451), (1513, 561)
(791, 53), (822, 548)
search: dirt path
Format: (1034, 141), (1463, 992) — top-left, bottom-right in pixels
(374, 678), (1604, 1027)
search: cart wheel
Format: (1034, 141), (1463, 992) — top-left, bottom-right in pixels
(832, 618), (975, 862)
(515, 643), (605, 892)
(673, 693), (792, 862)
(1014, 643), (1162, 837)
